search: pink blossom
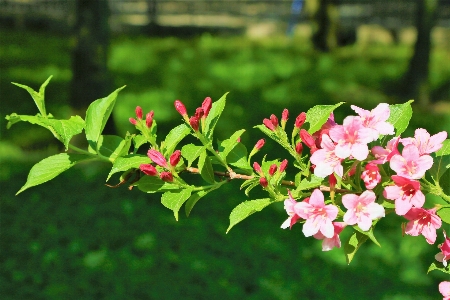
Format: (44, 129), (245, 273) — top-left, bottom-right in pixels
(281, 190), (301, 229)
(371, 136), (400, 164)
(294, 189), (339, 238)
(313, 222), (346, 251)
(361, 163), (381, 189)
(401, 128), (447, 155)
(351, 103), (394, 141)
(439, 281), (450, 300)
(147, 149), (168, 168)
(389, 145), (433, 179)
(405, 208), (441, 244)
(383, 175), (425, 215)
(342, 190), (385, 231)
(436, 231), (450, 266)
(310, 134), (343, 178)
(329, 116), (373, 160)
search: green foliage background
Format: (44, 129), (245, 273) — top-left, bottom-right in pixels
(1, 29), (450, 299)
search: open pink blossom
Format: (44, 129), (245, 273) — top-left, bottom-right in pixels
(405, 208), (441, 244)
(361, 163), (381, 189)
(371, 136), (400, 164)
(401, 128), (447, 155)
(294, 189), (338, 238)
(329, 116), (373, 160)
(383, 175), (425, 215)
(436, 231), (450, 266)
(342, 190), (385, 231)
(310, 134), (343, 178)
(389, 145), (433, 179)
(439, 281), (450, 300)
(351, 103), (394, 141)
(281, 190), (301, 229)
(313, 222), (346, 251)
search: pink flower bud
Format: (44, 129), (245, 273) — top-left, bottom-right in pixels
(300, 129), (316, 151)
(202, 97), (212, 117)
(270, 114), (279, 128)
(140, 164), (158, 176)
(169, 150), (181, 167)
(189, 116), (200, 131)
(255, 139), (265, 150)
(160, 171), (173, 182)
(146, 111), (154, 128)
(135, 106), (143, 119)
(147, 149), (168, 168)
(329, 173), (337, 189)
(253, 162), (262, 174)
(269, 164), (277, 176)
(279, 159), (288, 173)
(295, 112), (306, 128)
(259, 177), (268, 188)
(282, 109), (289, 122)
(174, 100), (187, 116)
(295, 142), (303, 154)
(129, 117), (137, 125)
(195, 107), (204, 119)
(263, 118), (276, 131)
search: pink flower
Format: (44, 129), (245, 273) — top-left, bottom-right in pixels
(342, 190), (385, 231)
(313, 222), (346, 251)
(310, 134), (343, 178)
(294, 189), (339, 238)
(405, 208), (441, 244)
(329, 116), (373, 160)
(389, 145), (433, 179)
(383, 175), (425, 215)
(351, 103), (394, 141)
(401, 128), (447, 155)
(147, 149), (168, 168)
(371, 136), (400, 164)
(436, 231), (450, 266)
(439, 281), (450, 300)
(361, 163), (381, 190)
(281, 190), (301, 229)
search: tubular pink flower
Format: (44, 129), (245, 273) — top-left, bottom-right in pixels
(147, 149), (168, 168)
(329, 116), (373, 160)
(361, 163), (381, 190)
(202, 97), (212, 117)
(169, 150), (181, 167)
(436, 231), (450, 266)
(294, 189), (338, 238)
(342, 190), (385, 231)
(351, 103), (394, 140)
(139, 164), (158, 176)
(313, 222), (346, 251)
(389, 144), (433, 179)
(383, 175), (425, 215)
(281, 190), (301, 229)
(371, 136), (400, 164)
(401, 128), (447, 155)
(405, 208), (441, 244)
(310, 134), (343, 178)
(439, 281), (450, 300)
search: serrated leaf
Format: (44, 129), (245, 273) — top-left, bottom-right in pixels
(85, 86), (126, 149)
(198, 151), (215, 184)
(161, 124), (191, 156)
(306, 102), (345, 134)
(428, 261), (450, 274)
(296, 175), (324, 191)
(227, 143), (252, 172)
(12, 75), (52, 116)
(218, 129), (246, 159)
(181, 144), (205, 167)
(161, 188), (193, 221)
(436, 139), (450, 157)
(387, 100), (413, 136)
(227, 198), (272, 233)
(344, 231), (369, 264)
(107, 154), (150, 181)
(204, 93), (227, 140)
(438, 207), (450, 224)
(135, 175), (179, 193)
(46, 116), (85, 150)
(96, 135), (131, 162)
(17, 153), (92, 195)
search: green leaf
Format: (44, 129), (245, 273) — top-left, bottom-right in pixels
(296, 175), (324, 191)
(436, 139), (450, 157)
(133, 134), (148, 152)
(46, 116), (85, 150)
(244, 181), (260, 197)
(96, 135), (132, 162)
(85, 86), (126, 149)
(12, 75), (52, 116)
(428, 261), (450, 275)
(387, 100), (413, 136)
(204, 93), (227, 140)
(352, 224), (381, 247)
(344, 231), (369, 264)
(17, 153), (92, 195)
(185, 190), (209, 217)
(227, 143), (252, 172)
(227, 198), (272, 233)
(161, 124), (191, 157)
(218, 129), (246, 159)
(181, 144), (205, 167)
(107, 154), (150, 181)
(6, 113), (50, 129)
(198, 151), (215, 184)
(306, 102), (345, 134)
(438, 207), (450, 224)
(135, 176), (179, 193)
(161, 188), (193, 221)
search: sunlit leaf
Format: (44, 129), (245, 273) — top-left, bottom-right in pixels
(204, 93), (227, 140)
(107, 154), (150, 181)
(12, 75), (52, 116)
(161, 188), (193, 221)
(387, 100), (413, 136)
(306, 102), (344, 134)
(344, 231), (369, 264)
(227, 198), (272, 233)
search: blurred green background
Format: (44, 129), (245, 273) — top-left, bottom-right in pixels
(2, 1), (450, 298)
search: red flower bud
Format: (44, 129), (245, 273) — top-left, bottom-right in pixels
(270, 114), (279, 128)
(295, 112), (306, 128)
(146, 111), (154, 128)
(160, 171), (173, 182)
(195, 107), (204, 119)
(295, 142), (303, 154)
(169, 150), (181, 167)
(263, 118), (275, 131)
(135, 106), (143, 119)
(147, 149), (168, 168)
(174, 100), (188, 116)
(259, 177), (268, 188)
(269, 164), (277, 176)
(129, 117), (137, 125)
(253, 162), (262, 174)
(189, 116), (200, 131)
(329, 173), (337, 188)
(300, 129), (318, 154)
(202, 97), (212, 117)
(282, 109), (289, 122)
(279, 159), (288, 173)
(255, 138), (265, 150)
(140, 164), (158, 176)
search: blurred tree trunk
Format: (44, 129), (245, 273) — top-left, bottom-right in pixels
(70, 0), (115, 134)
(308, 0), (339, 51)
(402, 0), (438, 107)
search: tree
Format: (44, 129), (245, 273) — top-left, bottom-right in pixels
(308, 0), (339, 52)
